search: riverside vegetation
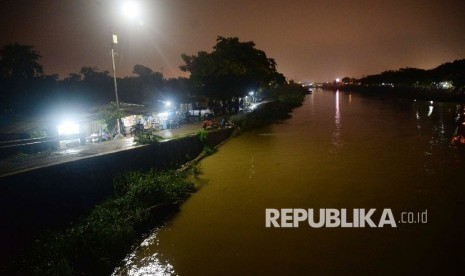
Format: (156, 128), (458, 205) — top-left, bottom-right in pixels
(231, 83), (307, 134)
(16, 170), (196, 275)
(12, 83), (307, 275)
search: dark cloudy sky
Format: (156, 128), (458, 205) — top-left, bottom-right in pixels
(1, 0), (464, 82)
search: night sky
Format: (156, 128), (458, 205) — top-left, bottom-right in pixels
(1, 0), (464, 82)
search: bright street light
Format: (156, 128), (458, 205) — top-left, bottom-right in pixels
(122, 1), (144, 25)
(122, 1), (140, 20)
(110, 1), (144, 139)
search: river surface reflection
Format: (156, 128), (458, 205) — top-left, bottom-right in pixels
(114, 90), (465, 275)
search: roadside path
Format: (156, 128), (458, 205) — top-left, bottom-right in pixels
(0, 119), (207, 177)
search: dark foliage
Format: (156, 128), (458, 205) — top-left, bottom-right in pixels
(17, 170), (195, 275)
(180, 36), (286, 100)
(359, 59), (465, 90)
(231, 82), (307, 132)
(0, 42), (188, 115)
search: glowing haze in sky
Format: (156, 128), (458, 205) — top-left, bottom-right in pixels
(1, 0), (464, 82)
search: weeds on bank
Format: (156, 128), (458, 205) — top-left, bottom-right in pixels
(190, 163), (201, 175)
(134, 131), (163, 145)
(20, 170), (195, 275)
(196, 129), (208, 144)
(196, 129), (217, 156)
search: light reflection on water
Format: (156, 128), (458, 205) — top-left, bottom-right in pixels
(332, 90), (342, 151)
(113, 228), (176, 276)
(115, 91), (465, 275)
(413, 100), (464, 174)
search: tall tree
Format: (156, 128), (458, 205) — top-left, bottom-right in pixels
(131, 64), (164, 103)
(132, 64), (163, 88)
(0, 43), (43, 81)
(78, 66), (114, 104)
(0, 43), (45, 112)
(133, 64), (154, 78)
(180, 36), (285, 100)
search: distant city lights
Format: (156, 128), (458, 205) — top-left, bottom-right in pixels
(439, 81), (453, 89)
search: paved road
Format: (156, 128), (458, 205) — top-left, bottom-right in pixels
(0, 119), (208, 177)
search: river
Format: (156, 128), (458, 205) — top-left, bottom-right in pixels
(114, 90), (465, 275)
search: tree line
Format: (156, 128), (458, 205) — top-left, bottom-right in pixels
(342, 59), (465, 91)
(0, 43), (190, 114)
(0, 37), (289, 115)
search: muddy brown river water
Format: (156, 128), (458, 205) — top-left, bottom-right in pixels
(114, 90), (465, 275)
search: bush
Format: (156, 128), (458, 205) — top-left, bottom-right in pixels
(134, 131), (163, 145)
(196, 129), (208, 145)
(21, 170), (195, 275)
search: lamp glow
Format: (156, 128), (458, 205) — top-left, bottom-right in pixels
(122, 1), (141, 21)
(57, 121), (80, 136)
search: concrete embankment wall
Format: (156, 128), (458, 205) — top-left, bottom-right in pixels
(0, 128), (233, 264)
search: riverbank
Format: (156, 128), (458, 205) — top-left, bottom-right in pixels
(19, 169), (197, 275)
(231, 84), (307, 133)
(1, 128), (231, 274)
(327, 84), (465, 103)
(9, 83), (307, 275)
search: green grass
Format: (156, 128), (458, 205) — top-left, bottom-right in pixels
(20, 170), (195, 275)
(134, 130), (164, 145)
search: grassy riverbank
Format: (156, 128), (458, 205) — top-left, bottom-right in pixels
(14, 169), (196, 275)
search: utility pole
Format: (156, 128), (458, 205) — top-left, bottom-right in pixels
(111, 33), (123, 138)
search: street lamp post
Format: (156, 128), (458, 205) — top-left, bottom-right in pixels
(111, 34), (122, 138)
(109, 1), (143, 139)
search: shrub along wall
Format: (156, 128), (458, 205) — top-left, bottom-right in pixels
(0, 128), (233, 266)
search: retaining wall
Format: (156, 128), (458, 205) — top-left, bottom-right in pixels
(0, 128), (233, 265)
